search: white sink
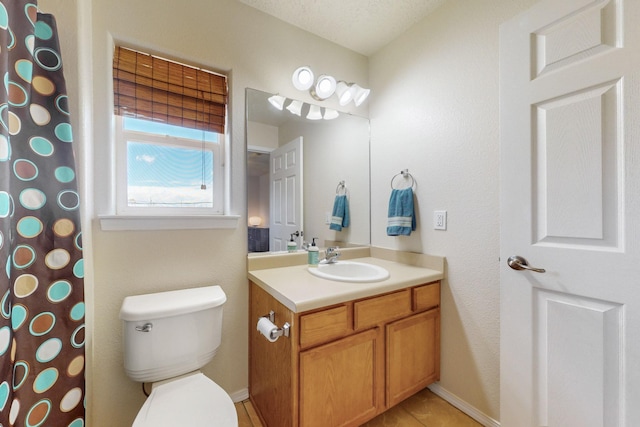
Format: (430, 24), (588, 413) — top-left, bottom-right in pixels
(308, 261), (390, 283)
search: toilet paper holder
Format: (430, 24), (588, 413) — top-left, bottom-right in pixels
(262, 310), (290, 339)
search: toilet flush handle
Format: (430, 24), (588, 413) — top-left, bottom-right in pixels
(135, 323), (153, 332)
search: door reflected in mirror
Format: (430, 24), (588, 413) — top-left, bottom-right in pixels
(246, 88), (371, 254)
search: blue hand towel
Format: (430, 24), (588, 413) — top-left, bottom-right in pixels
(329, 194), (350, 231)
(387, 188), (416, 236)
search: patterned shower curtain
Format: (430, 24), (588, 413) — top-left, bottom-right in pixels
(0, 1), (85, 426)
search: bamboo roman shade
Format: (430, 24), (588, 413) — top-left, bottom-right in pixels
(113, 46), (227, 133)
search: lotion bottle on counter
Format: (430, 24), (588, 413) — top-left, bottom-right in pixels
(287, 234), (297, 252)
(308, 238), (319, 266)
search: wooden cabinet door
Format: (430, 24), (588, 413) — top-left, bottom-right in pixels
(249, 283), (296, 427)
(299, 328), (382, 427)
(386, 308), (440, 407)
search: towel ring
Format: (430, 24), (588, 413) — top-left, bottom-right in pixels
(390, 169), (416, 190)
(336, 180), (348, 195)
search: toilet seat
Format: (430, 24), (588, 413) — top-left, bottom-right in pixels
(133, 372), (238, 427)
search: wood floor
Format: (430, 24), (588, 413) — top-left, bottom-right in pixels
(235, 388), (482, 427)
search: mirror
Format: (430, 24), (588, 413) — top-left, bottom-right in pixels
(246, 88), (370, 253)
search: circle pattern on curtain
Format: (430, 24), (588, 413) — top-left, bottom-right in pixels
(0, 1), (85, 426)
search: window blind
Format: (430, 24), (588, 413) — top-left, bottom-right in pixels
(113, 46), (227, 134)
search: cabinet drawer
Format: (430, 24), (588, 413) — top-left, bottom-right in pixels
(300, 305), (350, 348)
(354, 289), (412, 330)
(413, 282), (440, 311)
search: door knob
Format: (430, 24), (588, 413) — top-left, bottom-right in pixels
(507, 255), (545, 273)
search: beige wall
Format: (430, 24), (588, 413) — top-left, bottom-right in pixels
(278, 116), (371, 248)
(44, 0), (367, 425)
(369, 0), (537, 421)
(247, 121), (278, 227)
(39, 0), (548, 425)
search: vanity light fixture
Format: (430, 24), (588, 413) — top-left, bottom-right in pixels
(263, 92), (341, 121)
(323, 108), (339, 120)
(291, 67), (371, 107)
(292, 66), (314, 91)
(286, 99), (303, 116)
(306, 105), (323, 120)
(267, 95), (286, 110)
(310, 74), (337, 100)
(335, 81), (355, 106)
(351, 84), (371, 107)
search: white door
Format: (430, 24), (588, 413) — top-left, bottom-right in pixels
(270, 137), (303, 251)
(500, 0), (639, 426)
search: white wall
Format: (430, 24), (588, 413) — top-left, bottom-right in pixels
(247, 121), (279, 152)
(369, 0), (537, 421)
(247, 174), (270, 228)
(247, 121), (278, 228)
(279, 115), (370, 247)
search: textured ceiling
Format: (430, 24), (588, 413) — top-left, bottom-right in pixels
(237, 0), (446, 56)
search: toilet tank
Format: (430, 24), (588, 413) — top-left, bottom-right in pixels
(119, 286), (227, 383)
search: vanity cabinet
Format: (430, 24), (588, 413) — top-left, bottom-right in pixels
(249, 280), (440, 427)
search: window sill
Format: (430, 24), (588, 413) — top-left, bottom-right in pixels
(98, 214), (240, 231)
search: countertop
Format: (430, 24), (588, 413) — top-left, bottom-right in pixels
(248, 254), (444, 313)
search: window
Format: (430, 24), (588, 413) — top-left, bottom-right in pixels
(112, 46), (227, 217)
(115, 116), (223, 214)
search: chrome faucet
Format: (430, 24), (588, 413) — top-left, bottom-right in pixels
(323, 247), (341, 264)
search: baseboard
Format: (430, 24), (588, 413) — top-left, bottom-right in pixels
(427, 383), (500, 427)
(229, 387), (249, 403)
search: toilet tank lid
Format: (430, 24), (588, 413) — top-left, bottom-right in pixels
(119, 285), (226, 322)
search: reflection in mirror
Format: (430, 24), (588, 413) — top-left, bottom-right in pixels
(246, 88), (370, 254)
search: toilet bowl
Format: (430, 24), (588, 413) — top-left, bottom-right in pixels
(119, 286), (237, 427)
(133, 372), (237, 427)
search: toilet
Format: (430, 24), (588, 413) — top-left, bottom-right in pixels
(119, 285), (238, 427)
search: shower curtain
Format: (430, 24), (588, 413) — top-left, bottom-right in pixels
(0, 1), (85, 426)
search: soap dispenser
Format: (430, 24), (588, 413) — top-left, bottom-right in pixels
(287, 234), (297, 253)
(308, 238), (319, 266)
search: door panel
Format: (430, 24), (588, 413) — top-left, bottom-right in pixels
(531, 0), (618, 78)
(270, 137), (303, 251)
(533, 289), (622, 427)
(532, 80), (621, 248)
(500, 0), (639, 425)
